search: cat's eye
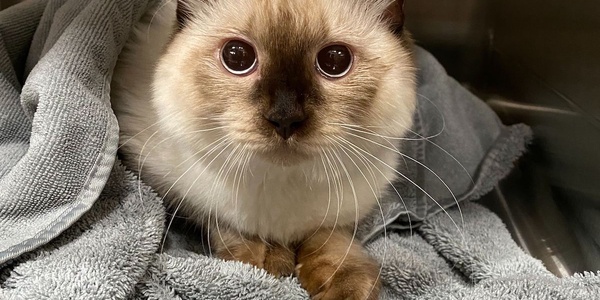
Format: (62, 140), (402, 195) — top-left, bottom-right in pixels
(316, 45), (353, 79)
(221, 40), (257, 75)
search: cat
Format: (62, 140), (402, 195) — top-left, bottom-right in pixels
(111, 0), (416, 299)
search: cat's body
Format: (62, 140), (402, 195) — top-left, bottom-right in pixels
(112, 0), (415, 298)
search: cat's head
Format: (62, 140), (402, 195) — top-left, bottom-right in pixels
(154, 0), (416, 165)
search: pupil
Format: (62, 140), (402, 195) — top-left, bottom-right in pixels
(317, 45), (352, 77)
(222, 40), (256, 73)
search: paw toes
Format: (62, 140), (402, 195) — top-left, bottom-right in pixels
(264, 245), (295, 277)
(297, 261), (380, 300)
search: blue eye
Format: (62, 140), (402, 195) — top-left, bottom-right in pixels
(221, 40), (258, 75)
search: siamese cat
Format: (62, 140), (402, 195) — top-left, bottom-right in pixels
(111, 0), (415, 298)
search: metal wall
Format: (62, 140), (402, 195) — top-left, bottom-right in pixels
(0, 0), (23, 10)
(486, 0), (600, 275)
(406, 0), (600, 275)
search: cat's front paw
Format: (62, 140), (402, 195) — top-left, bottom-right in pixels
(261, 242), (296, 277)
(295, 258), (380, 300)
(296, 229), (381, 300)
(213, 234), (295, 277)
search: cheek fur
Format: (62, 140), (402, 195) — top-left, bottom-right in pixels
(316, 61), (383, 127)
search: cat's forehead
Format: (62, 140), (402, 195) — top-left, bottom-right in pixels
(245, 2), (329, 52)
(210, 0), (389, 47)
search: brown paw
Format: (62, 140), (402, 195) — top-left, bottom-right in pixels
(296, 258), (380, 300)
(296, 230), (381, 300)
(212, 233), (295, 277)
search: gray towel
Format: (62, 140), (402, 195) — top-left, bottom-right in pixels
(1, 0), (597, 299)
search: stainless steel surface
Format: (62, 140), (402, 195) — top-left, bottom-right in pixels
(479, 161), (588, 277)
(484, 0), (600, 275)
(405, 0), (489, 84)
(407, 0), (600, 276)
(0, 0), (23, 10)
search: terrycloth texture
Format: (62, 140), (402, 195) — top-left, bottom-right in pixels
(0, 0), (144, 264)
(1, 0), (597, 299)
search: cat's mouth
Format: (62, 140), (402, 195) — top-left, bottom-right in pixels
(234, 122), (323, 165)
(252, 139), (315, 166)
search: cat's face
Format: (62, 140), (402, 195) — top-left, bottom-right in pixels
(154, 0), (416, 165)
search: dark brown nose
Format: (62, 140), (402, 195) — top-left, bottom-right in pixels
(265, 111), (307, 140)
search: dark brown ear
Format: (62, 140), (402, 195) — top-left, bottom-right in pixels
(383, 0), (405, 35)
(176, 0), (193, 30)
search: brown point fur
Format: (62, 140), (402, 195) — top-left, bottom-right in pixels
(212, 226), (381, 299)
(212, 230), (296, 277)
(296, 228), (381, 300)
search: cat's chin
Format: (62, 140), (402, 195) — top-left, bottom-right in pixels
(255, 146), (314, 166)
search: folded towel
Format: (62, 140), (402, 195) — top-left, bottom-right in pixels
(1, 0), (597, 299)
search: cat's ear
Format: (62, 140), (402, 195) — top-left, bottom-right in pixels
(176, 0), (193, 30)
(383, 0), (405, 35)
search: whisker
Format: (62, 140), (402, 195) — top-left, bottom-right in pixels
(136, 126), (227, 182)
(415, 92), (447, 140)
(163, 132), (230, 178)
(337, 117), (475, 189)
(159, 139), (234, 253)
(206, 142), (251, 259)
(135, 128), (164, 211)
(146, 0), (175, 41)
(159, 136), (231, 203)
(213, 144), (241, 191)
(301, 147), (343, 255)
(241, 150), (254, 186)
(338, 125), (409, 175)
(229, 145), (255, 255)
(340, 130), (465, 227)
(316, 138), (360, 290)
(332, 123), (427, 141)
(214, 208), (235, 260)
(206, 199), (213, 257)
(300, 151), (334, 245)
(118, 111), (227, 149)
(385, 118), (476, 188)
(329, 137), (387, 299)
(334, 136), (414, 239)
(335, 135), (466, 243)
(120, 124), (161, 150)
(131, 124), (227, 196)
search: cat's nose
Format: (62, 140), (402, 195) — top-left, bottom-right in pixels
(265, 111), (307, 140)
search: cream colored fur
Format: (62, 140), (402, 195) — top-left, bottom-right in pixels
(111, 0), (416, 244)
